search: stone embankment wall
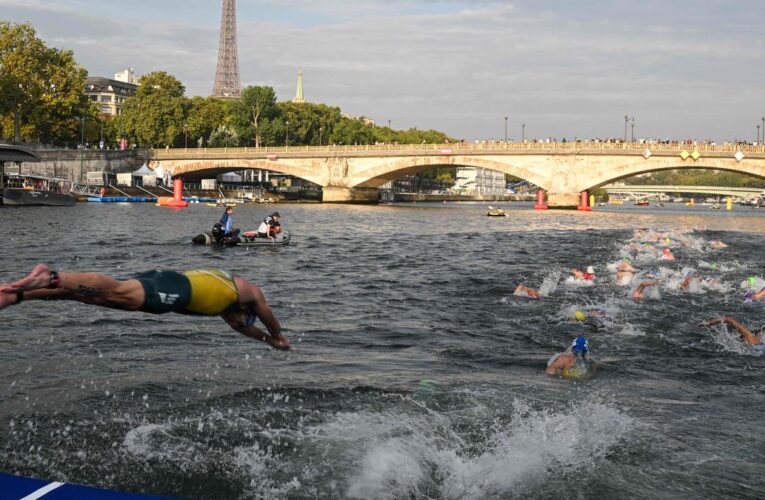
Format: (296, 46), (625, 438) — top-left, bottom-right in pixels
(13, 149), (150, 181)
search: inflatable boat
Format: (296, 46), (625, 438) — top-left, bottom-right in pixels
(192, 230), (291, 247)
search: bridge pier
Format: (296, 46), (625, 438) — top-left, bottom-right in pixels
(322, 187), (379, 203)
(547, 193), (580, 209)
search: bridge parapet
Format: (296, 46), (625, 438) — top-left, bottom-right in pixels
(151, 142), (765, 160)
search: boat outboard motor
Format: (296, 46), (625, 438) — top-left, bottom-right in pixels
(211, 222), (225, 246)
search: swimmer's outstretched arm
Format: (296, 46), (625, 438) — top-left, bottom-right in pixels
(229, 277), (290, 350)
(703, 316), (759, 346)
(753, 287), (765, 301)
(632, 280), (657, 300)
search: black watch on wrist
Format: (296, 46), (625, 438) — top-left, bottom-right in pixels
(48, 271), (60, 289)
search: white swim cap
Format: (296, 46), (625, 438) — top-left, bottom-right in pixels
(586, 266), (595, 274)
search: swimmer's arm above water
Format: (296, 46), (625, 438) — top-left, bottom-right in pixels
(702, 316), (758, 346)
(632, 280), (657, 300)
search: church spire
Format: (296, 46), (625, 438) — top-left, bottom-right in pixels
(293, 68), (305, 103)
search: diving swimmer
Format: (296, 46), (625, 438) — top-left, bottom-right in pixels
(546, 335), (595, 378)
(702, 316), (765, 353)
(0, 264), (290, 350)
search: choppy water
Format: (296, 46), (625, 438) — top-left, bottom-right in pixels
(1, 202), (764, 499)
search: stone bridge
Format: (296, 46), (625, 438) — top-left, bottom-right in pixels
(149, 143), (765, 207)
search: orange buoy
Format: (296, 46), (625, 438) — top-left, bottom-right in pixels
(534, 189), (548, 210)
(157, 178), (188, 208)
(577, 191), (592, 211)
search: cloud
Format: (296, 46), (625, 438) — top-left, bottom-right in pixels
(1, 0), (763, 140)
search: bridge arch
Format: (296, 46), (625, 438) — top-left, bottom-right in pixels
(153, 159), (328, 186)
(349, 155), (550, 190)
(581, 159), (765, 192)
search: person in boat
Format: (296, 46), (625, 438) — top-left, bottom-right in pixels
(546, 335), (595, 377)
(257, 212), (281, 239)
(702, 316), (765, 353)
(0, 264), (290, 350)
(513, 284), (540, 299)
(219, 207), (240, 238)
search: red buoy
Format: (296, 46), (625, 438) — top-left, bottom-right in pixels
(534, 189), (548, 210)
(157, 178), (188, 208)
(577, 191), (592, 211)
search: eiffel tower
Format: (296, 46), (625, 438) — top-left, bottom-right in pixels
(212, 0), (242, 98)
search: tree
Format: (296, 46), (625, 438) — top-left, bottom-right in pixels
(329, 117), (375, 145)
(0, 22), (91, 143)
(229, 86), (278, 147)
(186, 96), (226, 147)
(115, 71), (186, 147)
(208, 125), (239, 147)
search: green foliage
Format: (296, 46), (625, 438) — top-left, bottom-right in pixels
(208, 125), (239, 147)
(186, 96), (226, 147)
(228, 86), (278, 146)
(626, 169), (765, 188)
(0, 22), (91, 142)
(114, 71), (186, 147)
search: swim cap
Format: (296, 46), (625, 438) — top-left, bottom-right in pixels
(586, 266), (595, 275)
(663, 248), (671, 255)
(744, 292), (754, 302)
(665, 238), (671, 243)
(711, 263), (718, 270)
(573, 310), (586, 322)
(571, 336), (589, 355)
(272, 212), (281, 217)
(748, 276), (756, 286)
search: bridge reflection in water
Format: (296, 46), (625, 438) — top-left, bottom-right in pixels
(149, 142), (765, 207)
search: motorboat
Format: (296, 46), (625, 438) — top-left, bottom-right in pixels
(635, 200), (650, 207)
(487, 206), (507, 217)
(1, 174), (75, 206)
(192, 230), (291, 247)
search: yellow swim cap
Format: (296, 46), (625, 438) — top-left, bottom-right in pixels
(573, 310), (586, 322)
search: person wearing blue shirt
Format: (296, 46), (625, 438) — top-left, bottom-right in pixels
(219, 207), (239, 237)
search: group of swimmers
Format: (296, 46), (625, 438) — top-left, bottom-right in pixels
(513, 227), (765, 377)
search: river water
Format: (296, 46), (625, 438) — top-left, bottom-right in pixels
(1, 202), (764, 499)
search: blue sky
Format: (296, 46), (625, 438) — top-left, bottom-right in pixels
(2, 0), (764, 141)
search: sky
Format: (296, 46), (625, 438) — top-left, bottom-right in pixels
(2, 0), (764, 141)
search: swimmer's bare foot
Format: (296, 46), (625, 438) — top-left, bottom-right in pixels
(0, 264), (54, 293)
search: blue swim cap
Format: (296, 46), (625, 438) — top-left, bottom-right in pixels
(571, 336), (589, 355)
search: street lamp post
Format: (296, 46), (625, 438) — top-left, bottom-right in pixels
(631, 117), (635, 142)
(758, 124), (762, 145)
(183, 124), (189, 149)
(387, 119), (391, 128)
(504, 116), (508, 142)
(319, 126), (323, 146)
(623, 114), (631, 142)
(80, 116), (86, 148)
(522, 123), (526, 142)
(286, 121), (290, 147)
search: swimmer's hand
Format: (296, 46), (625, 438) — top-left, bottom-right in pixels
(266, 333), (290, 350)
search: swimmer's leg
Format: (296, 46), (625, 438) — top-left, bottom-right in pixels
(3, 265), (144, 311)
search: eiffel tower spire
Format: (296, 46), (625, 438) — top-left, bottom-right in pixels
(212, 0), (242, 98)
(293, 67), (305, 103)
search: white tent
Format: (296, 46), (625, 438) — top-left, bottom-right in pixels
(131, 163), (155, 177)
(153, 165), (167, 179)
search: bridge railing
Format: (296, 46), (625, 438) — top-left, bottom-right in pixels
(150, 141), (765, 158)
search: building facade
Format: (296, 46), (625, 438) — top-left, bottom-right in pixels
(453, 167), (506, 195)
(86, 75), (138, 116)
